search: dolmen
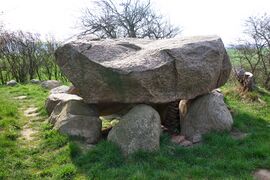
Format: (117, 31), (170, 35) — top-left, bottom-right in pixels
(46, 36), (233, 155)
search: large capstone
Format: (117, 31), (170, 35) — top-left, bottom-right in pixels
(55, 36), (231, 104)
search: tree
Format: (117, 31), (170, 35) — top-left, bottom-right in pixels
(234, 13), (270, 89)
(0, 31), (41, 82)
(0, 11), (3, 32)
(0, 30), (67, 84)
(39, 37), (64, 81)
(80, 0), (180, 39)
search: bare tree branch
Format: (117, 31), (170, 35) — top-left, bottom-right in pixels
(235, 13), (270, 89)
(80, 0), (181, 39)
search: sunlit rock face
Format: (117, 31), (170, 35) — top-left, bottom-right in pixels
(55, 36), (231, 104)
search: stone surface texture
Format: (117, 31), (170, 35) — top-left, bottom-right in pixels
(45, 93), (83, 115)
(50, 85), (70, 94)
(108, 104), (161, 156)
(180, 91), (233, 139)
(7, 80), (17, 86)
(55, 36), (231, 104)
(49, 100), (101, 144)
(30, 79), (40, 84)
(41, 80), (62, 90)
(253, 169), (270, 180)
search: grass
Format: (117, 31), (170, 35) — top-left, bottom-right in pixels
(0, 83), (269, 179)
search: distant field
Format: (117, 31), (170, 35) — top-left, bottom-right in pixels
(0, 84), (269, 179)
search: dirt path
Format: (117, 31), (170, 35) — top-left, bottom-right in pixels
(21, 106), (39, 141)
(14, 96), (40, 142)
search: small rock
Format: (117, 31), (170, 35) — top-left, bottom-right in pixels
(110, 119), (119, 126)
(254, 169), (270, 180)
(192, 134), (202, 144)
(101, 114), (122, 121)
(24, 107), (39, 117)
(50, 85), (70, 94)
(30, 79), (40, 84)
(171, 135), (185, 144)
(230, 129), (248, 140)
(14, 96), (27, 100)
(258, 98), (267, 105)
(161, 125), (169, 133)
(179, 140), (193, 147)
(41, 80), (62, 90)
(7, 80), (17, 86)
(214, 88), (222, 93)
(212, 89), (224, 98)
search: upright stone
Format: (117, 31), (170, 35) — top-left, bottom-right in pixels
(108, 104), (161, 156)
(45, 93), (83, 115)
(180, 91), (233, 139)
(49, 100), (101, 144)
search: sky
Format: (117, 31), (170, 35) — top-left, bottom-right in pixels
(1, 0), (270, 45)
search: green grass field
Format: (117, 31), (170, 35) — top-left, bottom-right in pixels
(0, 83), (269, 179)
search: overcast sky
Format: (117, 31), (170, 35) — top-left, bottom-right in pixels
(1, 0), (270, 45)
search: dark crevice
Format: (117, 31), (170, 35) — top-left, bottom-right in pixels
(117, 43), (142, 51)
